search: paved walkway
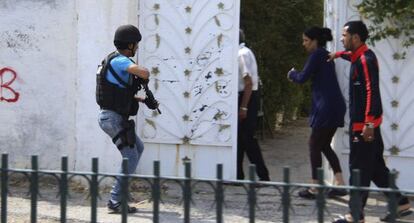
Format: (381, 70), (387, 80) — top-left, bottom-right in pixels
(256, 118), (414, 223)
(4, 118), (414, 222)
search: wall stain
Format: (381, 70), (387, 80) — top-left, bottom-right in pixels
(1, 28), (40, 53)
(1, 0), (59, 9)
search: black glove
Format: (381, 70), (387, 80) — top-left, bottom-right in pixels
(131, 76), (142, 93)
(138, 77), (149, 85)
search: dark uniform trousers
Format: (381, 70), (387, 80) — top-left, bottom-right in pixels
(237, 91), (270, 181)
(349, 127), (406, 211)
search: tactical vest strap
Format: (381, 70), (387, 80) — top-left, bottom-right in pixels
(107, 60), (130, 88)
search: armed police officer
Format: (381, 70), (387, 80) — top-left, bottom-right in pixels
(96, 24), (153, 213)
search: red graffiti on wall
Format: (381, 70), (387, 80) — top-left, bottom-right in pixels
(0, 67), (20, 102)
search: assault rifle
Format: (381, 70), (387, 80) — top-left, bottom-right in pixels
(140, 80), (161, 114)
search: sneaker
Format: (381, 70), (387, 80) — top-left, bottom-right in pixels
(107, 200), (138, 214)
(332, 213), (364, 223)
(327, 188), (347, 198)
(298, 188), (316, 199)
(380, 198), (412, 222)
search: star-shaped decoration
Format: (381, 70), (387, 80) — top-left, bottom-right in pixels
(392, 76), (399, 83)
(151, 67), (160, 75)
(183, 91), (190, 98)
(391, 100), (399, 108)
(153, 3), (160, 10)
(214, 67), (224, 76)
(393, 52), (405, 60)
(185, 47), (191, 54)
(182, 136), (190, 144)
(185, 6), (192, 13)
(218, 2), (224, 9)
(185, 27), (192, 34)
(391, 123), (399, 130)
(182, 115), (189, 121)
(184, 69), (191, 77)
(389, 146), (400, 155)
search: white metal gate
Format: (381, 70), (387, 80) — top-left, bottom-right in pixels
(136, 0), (240, 179)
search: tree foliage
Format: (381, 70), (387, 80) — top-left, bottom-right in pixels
(240, 0), (323, 126)
(357, 0), (414, 59)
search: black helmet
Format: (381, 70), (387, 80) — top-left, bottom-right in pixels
(114, 24), (142, 43)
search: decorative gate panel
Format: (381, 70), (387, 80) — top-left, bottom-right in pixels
(136, 0), (240, 178)
(138, 0), (239, 147)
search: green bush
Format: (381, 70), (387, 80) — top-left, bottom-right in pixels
(357, 0), (414, 59)
(240, 0), (323, 127)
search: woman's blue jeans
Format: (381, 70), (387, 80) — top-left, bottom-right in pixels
(98, 109), (144, 202)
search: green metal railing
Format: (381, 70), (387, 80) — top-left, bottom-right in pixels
(0, 153), (411, 223)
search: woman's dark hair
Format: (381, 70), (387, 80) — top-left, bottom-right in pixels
(304, 26), (333, 48)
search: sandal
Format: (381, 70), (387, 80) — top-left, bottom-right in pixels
(380, 201), (412, 222)
(298, 188), (316, 199)
(328, 188), (347, 198)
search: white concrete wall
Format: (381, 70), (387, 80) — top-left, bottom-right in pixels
(325, 0), (414, 189)
(0, 0), (240, 180)
(74, 0), (139, 173)
(0, 0), (139, 173)
(0, 0), (78, 169)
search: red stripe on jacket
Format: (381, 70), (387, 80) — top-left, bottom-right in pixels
(360, 54), (373, 122)
(352, 117), (382, 131)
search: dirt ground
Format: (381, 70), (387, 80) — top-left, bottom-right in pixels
(2, 118), (414, 222)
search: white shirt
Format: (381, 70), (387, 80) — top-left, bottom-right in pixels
(238, 43), (259, 92)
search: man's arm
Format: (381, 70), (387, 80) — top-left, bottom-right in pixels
(327, 51), (351, 62)
(360, 54), (380, 142)
(239, 74), (253, 120)
(361, 54), (381, 123)
(127, 64), (150, 80)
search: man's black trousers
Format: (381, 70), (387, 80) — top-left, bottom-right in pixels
(349, 127), (406, 212)
(237, 91), (270, 181)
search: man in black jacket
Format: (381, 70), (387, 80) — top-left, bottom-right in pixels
(331, 21), (411, 223)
